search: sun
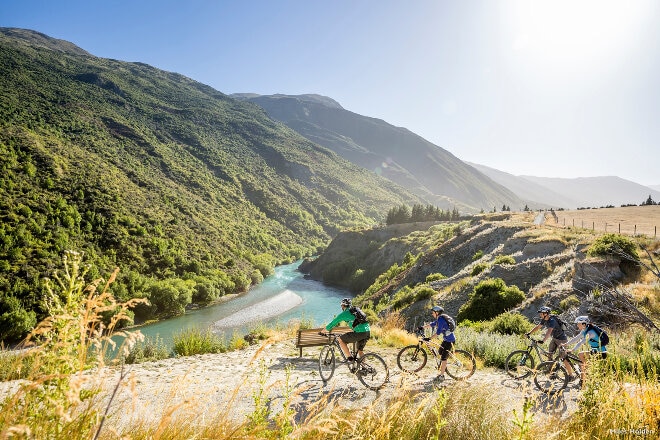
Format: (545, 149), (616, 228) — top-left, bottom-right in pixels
(502, 0), (654, 77)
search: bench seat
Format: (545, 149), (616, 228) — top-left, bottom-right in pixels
(295, 326), (352, 357)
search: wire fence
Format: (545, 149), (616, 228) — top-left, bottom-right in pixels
(555, 217), (657, 238)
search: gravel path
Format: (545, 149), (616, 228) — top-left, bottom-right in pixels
(1, 337), (582, 433)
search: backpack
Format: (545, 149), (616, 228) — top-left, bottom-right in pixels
(550, 314), (568, 332)
(587, 323), (609, 346)
(349, 306), (367, 327)
(440, 313), (456, 333)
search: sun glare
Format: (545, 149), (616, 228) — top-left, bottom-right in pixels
(504, 0), (654, 76)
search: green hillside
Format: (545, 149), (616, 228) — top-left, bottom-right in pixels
(232, 93), (525, 213)
(0, 28), (421, 341)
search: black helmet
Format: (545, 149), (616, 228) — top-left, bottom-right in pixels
(537, 306), (551, 314)
(341, 298), (352, 307)
(431, 305), (444, 313)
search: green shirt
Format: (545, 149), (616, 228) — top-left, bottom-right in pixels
(325, 309), (370, 333)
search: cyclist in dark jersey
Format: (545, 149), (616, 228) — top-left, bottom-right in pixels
(526, 306), (568, 360)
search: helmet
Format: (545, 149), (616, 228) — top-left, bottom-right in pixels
(537, 306), (552, 314)
(431, 306), (444, 313)
(341, 298), (352, 307)
(574, 315), (590, 324)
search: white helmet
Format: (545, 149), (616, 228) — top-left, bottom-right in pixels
(574, 315), (590, 324)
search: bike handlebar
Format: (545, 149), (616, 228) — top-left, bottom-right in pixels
(525, 334), (544, 344)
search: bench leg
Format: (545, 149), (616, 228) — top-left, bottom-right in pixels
(300, 347), (303, 357)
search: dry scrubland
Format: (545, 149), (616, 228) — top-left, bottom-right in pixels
(548, 206), (660, 237)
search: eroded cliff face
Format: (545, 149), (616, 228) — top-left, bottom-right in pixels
(301, 215), (631, 323)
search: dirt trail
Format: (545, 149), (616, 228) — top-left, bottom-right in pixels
(75, 338), (582, 431)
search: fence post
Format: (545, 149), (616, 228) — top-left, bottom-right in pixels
(634, 225), (637, 235)
(619, 223), (620, 233)
(592, 222), (595, 231)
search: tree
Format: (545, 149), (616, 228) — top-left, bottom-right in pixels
(642, 195), (656, 206)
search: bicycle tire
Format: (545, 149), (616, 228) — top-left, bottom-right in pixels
(505, 350), (536, 379)
(318, 345), (335, 382)
(356, 353), (389, 390)
(396, 345), (427, 373)
(534, 361), (569, 394)
(445, 349), (476, 380)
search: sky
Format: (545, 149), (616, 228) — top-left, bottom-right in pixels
(3, 0), (659, 186)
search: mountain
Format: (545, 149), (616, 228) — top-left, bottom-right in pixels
(231, 94), (525, 213)
(0, 28), (423, 339)
(519, 176), (660, 208)
(468, 162), (660, 209)
(467, 162), (580, 209)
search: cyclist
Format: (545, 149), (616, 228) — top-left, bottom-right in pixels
(421, 305), (455, 381)
(526, 306), (568, 362)
(565, 315), (608, 384)
(324, 298), (370, 362)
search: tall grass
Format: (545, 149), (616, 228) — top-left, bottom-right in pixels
(0, 250), (145, 439)
(1, 253), (659, 439)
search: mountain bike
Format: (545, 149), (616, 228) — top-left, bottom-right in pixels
(534, 345), (582, 394)
(317, 332), (389, 390)
(504, 335), (557, 379)
(396, 329), (476, 380)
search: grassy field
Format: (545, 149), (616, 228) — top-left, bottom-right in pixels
(547, 206), (660, 238)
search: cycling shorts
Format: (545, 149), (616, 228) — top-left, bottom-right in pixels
(340, 331), (371, 351)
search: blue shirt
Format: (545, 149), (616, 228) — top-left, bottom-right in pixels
(430, 315), (455, 343)
(568, 328), (607, 352)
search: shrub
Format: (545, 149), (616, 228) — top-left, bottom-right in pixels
(588, 233), (639, 260)
(414, 285), (435, 301)
(493, 255), (516, 265)
(489, 312), (533, 335)
(124, 336), (170, 364)
(470, 263), (489, 276)
(559, 294), (581, 311)
(426, 273), (446, 282)
(472, 250), (484, 261)
(172, 327), (226, 356)
(0, 295), (37, 342)
(457, 278), (525, 322)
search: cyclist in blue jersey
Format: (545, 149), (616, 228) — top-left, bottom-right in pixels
(565, 315), (608, 384)
(422, 305), (455, 381)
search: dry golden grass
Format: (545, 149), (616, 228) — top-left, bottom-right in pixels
(549, 206), (660, 238)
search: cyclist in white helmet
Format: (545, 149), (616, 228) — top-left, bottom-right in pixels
(564, 315), (608, 384)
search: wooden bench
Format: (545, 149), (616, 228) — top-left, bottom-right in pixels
(295, 326), (352, 357)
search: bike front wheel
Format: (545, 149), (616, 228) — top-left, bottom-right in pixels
(397, 345), (427, 373)
(534, 361), (569, 394)
(318, 345), (336, 382)
(505, 350), (535, 379)
(356, 353), (389, 390)
(445, 349), (476, 380)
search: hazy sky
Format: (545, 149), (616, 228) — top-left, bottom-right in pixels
(3, 0), (659, 186)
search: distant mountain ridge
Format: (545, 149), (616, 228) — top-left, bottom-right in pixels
(232, 93), (525, 213)
(470, 161), (660, 208)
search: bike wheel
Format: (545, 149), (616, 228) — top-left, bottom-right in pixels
(534, 361), (569, 394)
(445, 349), (476, 380)
(318, 345), (335, 382)
(505, 350), (536, 379)
(356, 353), (389, 390)
(397, 345), (427, 373)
